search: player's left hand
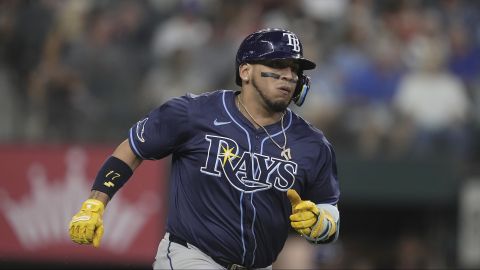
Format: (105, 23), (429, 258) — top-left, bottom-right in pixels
(287, 189), (326, 238)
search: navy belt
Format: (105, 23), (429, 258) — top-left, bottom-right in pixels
(168, 233), (249, 270)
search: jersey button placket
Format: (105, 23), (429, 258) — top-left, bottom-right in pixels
(254, 133), (261, 152)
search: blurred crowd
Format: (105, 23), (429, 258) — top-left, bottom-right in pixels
(1, 0), (479, 269)
(1, 0), (480, 162)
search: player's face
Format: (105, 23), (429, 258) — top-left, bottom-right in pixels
(251, 60), (299, 112)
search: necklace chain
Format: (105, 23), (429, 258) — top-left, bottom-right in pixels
(237, 97), (287, 151)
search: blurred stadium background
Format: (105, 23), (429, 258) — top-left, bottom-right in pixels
(1, 0), (480, 269)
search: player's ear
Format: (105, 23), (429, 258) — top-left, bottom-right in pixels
(239, 63), (251, 84)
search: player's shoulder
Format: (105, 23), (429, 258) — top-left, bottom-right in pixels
(184, 89), (232, 103)
(290, 111), (332, 146)
(161, 89), (229, 109)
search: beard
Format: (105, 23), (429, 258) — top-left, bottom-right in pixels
(252, 77), (291, 112)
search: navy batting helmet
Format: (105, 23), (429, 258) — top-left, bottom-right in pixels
(235, 28), (316, 106)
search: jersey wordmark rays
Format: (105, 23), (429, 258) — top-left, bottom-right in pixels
(200, 134), (297, 193)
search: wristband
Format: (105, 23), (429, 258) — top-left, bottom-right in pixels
(91, 156), (133, 198)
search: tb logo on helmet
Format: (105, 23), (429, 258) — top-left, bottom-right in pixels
(283, 33), (301, 52)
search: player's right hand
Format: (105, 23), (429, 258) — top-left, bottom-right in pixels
(69, 199), (105, 248)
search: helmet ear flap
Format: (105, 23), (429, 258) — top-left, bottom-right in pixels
(293, 74), (310, 106)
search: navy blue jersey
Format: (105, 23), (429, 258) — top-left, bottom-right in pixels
(128, 90), (339, 267)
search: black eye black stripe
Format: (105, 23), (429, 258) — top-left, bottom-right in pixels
(261, 72), (297, 84)
(261, 72), (281, 79)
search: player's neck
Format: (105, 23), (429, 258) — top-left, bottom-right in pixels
(236, 93), (284, 127)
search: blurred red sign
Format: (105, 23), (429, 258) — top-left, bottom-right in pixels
(0, 145), (167, 264)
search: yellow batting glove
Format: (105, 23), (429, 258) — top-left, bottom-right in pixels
(287, 189), (321, 236)
(69, 199), (105, 248)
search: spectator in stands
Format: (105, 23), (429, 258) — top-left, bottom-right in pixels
(393, 35), (471, 159)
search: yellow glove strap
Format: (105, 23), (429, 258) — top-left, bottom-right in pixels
(309, 209), (327, 238)
(307, 209), (338, 242)
(324, 212), (337, 238)
(82, 199), (105, 213)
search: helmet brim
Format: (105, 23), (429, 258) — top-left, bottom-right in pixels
(257, 56), (316, 70)
(245, 57), (317, 71)
(297, 58), (316, 70)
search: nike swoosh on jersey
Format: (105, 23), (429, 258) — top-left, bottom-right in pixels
(213, 119), (232, 126)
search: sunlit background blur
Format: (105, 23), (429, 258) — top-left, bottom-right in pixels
(1, 0), (480, 269)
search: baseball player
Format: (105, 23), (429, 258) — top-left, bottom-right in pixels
(69, 28), (340, 270)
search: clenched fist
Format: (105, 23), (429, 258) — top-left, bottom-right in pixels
(69, 199), (105, 247)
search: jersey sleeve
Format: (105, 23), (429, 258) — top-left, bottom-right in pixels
(305, 137), (340, 205)
(128, 95), (192, 160)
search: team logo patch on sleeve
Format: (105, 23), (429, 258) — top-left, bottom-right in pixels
(136, 118), (148, 143)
